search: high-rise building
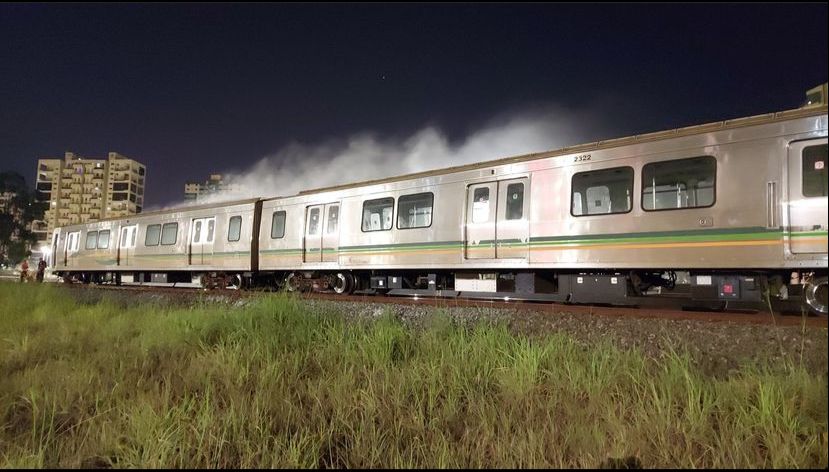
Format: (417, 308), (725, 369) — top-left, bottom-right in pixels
(184, 173), (239, 201)
(34, 151), (146, 241)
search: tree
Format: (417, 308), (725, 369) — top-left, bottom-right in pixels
(0, 172), (47, 266)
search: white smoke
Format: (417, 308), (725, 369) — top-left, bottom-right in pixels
(152, 106), (604, 209)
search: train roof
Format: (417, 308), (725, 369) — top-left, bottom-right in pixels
(296, 104), (828, 197)
(72, 197), (263, 226)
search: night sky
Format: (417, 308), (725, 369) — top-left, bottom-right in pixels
(1, 3), (826, 207)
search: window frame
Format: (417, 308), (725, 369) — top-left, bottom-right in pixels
(271, 211), (286, 239)
(85, 230), (98, 250)
(361, 197), (395, 232)
(205, 218), (215, 243)
(68, 231), (80, 252)
(144, 224), (162, 247)
(396, 192), (434, 230)
(504, 182), (525, 221)
(570, 166), (634, 217)
(97, 230), (110, 249)
(307, 207), (321, 236)
(160, 223), (178, 246)
(641, 155), (717, 212)
(471, 187), (491, 224)
(228, 215), (243, 242)
(802, 143), (828, 198)
(326, 205), (340, 234)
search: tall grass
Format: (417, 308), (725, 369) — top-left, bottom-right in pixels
(0, 283), (826, 468)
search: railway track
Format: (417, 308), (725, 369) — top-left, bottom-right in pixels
(58, 282), (829, 329)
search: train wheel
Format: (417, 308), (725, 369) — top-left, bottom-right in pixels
(284, 273), (300, 292)
(229, 274), (244, 290)
(805, 276), (828, 316)
(332, 272), (354, 295)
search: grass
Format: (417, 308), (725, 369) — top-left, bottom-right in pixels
(0, 282), (826, 468)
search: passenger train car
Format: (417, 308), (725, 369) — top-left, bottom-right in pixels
(51, 98), (829, 314)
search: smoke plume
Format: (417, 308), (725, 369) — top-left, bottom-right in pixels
(154, 106), (604, 209)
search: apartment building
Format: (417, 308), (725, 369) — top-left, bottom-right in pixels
(34, 151), (146, 241)
(184, 173), (240, 201)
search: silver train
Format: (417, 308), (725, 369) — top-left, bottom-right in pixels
(51, 101), (829, 314)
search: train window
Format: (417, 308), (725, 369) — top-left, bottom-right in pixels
(642, 156), (716, 211)
(121, 226), (138, 248)
(472, 188), (490, 223)
(271, 211), (286, 239)
(362, 197), (394, 232)
(803, 144), (828, 197)
(68, 232), (80, 252)
(308, 208), (321, 235)
(97, 230), (110, 249)
(206, 219), (215, 243)
(398, 192), (434, 229)
(192, 220), (202, 243)
(505, 183), (524, 220)
(327, 206), (339, 234)
(161, 223), (178, 245)
(85, 231), (98, 250)
(228, 216), (242, 242)
(571, 166), (633, 216)
(145, 224), (161, 246)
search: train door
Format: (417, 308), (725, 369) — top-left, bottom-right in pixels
(322, 203), (340, 263)
(465, 178), (530, 259)
(786, 138), (828, 254)
(495, 178), (530, 259)
(50, 229), (60, 267)
(65, 231), (80, 267)
(118, 225), (137, 266)
(189, 217), (216, 265)
(304, 205), (323, 263)
(465, 182), (497, 259)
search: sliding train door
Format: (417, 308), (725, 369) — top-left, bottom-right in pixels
(304, 203), (340, 263)
(189, 217), (215, 266)
(787, 138), (828, 254)
(118, 225), (137, 266)
(303, 205), (323, 263)
(465, 178), (530, 260)
(322, 204), (340, 263)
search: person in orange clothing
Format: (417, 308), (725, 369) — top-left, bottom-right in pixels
(19, 259), (29, 283)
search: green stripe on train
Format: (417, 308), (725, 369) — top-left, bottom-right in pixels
(88, 226), (823, 260)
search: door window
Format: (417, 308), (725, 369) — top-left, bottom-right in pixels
(308, 208), (321, 235)
(472, 188), (490, 223)
(505, 183), (524, 220)
(803, 144), (828, 197)
(191, 218), (216, 244)
(327, 206), (339, 234)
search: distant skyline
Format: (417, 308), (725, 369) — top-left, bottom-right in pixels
(1, 3), (826, 207)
